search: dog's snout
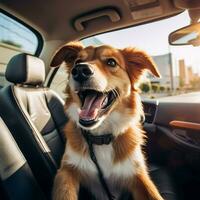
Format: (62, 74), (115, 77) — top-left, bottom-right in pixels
(71, 64), (94, 82)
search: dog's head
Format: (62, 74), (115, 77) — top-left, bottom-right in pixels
(51, 42), (160, 134)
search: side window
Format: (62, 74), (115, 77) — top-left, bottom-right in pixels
(50, 65), (68, 99)
(0, 12), (39, 88)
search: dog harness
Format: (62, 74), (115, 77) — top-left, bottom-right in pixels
(81, 129), (115, 200)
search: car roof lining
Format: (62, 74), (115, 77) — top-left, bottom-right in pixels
(1, 0), (184, 42)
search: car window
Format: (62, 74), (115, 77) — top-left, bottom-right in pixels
(50, 65), (68, 99)
(0, 12), (39, 88)
(50, 11), (200, 102)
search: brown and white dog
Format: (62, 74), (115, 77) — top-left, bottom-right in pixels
(50, 42), (163, 200)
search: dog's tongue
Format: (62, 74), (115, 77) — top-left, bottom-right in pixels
(79, 93), (106, 121)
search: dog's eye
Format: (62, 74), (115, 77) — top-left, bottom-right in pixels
(106, 58), (117, 67)
(75, 59), (82, 64)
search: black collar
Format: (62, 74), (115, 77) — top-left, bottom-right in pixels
(81, 129), (114, 145)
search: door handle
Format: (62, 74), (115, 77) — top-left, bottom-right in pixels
(170, 120), (200, 131)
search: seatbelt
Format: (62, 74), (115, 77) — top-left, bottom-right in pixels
(81, 129), (115, 200)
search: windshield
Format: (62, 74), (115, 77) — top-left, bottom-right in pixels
(82, 11), (200, 102)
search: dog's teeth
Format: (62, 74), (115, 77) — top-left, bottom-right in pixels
(102, 96), (108, 107)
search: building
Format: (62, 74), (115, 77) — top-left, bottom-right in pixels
(82, 37), (103, 46)
(179, 59), (189, 85)
(149, 53), (179, 90)
(187, 66), (194, 83)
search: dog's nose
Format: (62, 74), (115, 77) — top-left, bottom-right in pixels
(71, 64), (94, 82)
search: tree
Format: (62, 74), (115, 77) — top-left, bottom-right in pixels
(160, 86), (165, 92)
(190, 78), (200, 89)
(1, 40), (22, 48)
(140, 82), (151, 93)
(152, 84), (159, 93)
(166, 87), (170, 92)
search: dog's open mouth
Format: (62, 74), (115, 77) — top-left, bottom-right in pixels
(78, 89), (117, 127)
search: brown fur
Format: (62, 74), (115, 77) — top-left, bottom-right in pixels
(53, 164), (80, 200)
(132, 172), (163, 200)
(113, 127), (143, 163)
(64, 121), (88, 156)
(51, 42), (163, 200)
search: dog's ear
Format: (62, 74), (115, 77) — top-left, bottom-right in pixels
(50, 41), (83, 67)
(121, 47), (161, 83)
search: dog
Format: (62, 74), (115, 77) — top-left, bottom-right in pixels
(50, 42), (163, 200)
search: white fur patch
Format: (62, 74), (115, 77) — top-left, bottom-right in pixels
(66, 103), (80, 122)
(91, 110), (138, 136)
(64, 143), (145, 200)
(64, 143), (144, 179)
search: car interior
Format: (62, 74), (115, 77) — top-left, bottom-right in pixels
(0, 0), (200, 200)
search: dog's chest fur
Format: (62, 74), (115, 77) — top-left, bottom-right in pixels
(64, 143), (143, 200)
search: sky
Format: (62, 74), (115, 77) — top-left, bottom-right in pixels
(94, 11), (200, 74)
(95, 11), (190, 55)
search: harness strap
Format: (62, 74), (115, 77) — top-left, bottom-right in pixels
(81, 129), (115, 200)
(81, 130), (114, 145)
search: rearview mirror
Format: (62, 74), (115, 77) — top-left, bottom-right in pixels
(169, 22), (200, 46)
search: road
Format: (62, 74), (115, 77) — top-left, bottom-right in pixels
(158, 91), (200, 103)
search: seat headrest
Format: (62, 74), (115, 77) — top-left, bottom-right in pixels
(6, 53), (45, 85)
